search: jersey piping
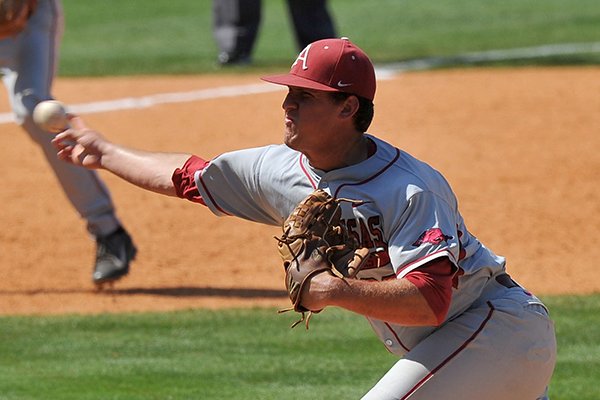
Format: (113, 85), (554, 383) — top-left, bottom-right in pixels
(194, 168), (232, 216)
(399, 302), (496, 399)
(384, 322), (411, 353)
(299, 153), (318, 189)
(396, 248), (457, 278)
(333, 147), (401, 198)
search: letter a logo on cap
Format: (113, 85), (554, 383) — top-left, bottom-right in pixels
(261, 38), (376, 101)
(292, 44), (311, 70)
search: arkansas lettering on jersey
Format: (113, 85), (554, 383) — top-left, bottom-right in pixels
(342, 215), (391, 271)
(340, 215), (394, 281)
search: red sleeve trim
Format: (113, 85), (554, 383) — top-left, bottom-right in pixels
(172, 155), (208, 205)
(396, 248), (457, 277)
(404, 257), (455, 325)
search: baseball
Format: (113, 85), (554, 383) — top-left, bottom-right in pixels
(33, 100), (70, 133)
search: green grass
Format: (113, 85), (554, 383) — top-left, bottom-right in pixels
(0, 308), (394, 399)
(59, 0), (600, 76)
(544, 295), (600, 400)
(1, 295), (599, 399)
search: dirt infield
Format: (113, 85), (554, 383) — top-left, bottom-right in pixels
(0, 67), (598, 316)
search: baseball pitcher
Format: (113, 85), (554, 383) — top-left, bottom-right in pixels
(51, 38), (556, 399)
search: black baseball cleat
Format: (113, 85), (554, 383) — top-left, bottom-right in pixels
(93, 226), (137, 286)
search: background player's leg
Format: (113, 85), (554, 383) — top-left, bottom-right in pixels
(10, 0), (121, 237)
(286, 0), (336, 50)
(4, 0), (135, 285)
(213, 0), (261, 65)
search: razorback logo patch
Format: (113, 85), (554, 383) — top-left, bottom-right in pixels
(412, 228), (453, 246)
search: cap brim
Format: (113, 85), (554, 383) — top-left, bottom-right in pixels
(261, 73), (340, 93)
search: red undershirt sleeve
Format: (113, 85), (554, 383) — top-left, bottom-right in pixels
(171, 155), (208, 205)
(404, 257), (456, 325)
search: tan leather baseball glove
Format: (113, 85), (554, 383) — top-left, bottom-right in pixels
(275, 189), (371, 329)
(0, 0), (37, 39)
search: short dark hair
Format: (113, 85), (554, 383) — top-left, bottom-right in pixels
(329, 92), (374, 133)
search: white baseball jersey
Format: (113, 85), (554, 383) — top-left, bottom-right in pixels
(195, 134), (509, 351)
(187, 133), (556, 398)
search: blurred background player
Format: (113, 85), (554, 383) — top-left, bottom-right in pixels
(213, 0), (337, 65)
(0, 0), (136, 286)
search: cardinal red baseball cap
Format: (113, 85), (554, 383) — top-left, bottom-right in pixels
(261, 37), (376, 101)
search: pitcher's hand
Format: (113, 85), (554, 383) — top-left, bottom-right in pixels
(52, 115), (111, 169)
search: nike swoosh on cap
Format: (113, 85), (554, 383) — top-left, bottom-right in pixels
(337, 81), (353, 87)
